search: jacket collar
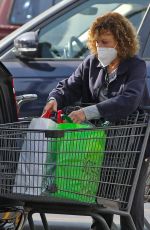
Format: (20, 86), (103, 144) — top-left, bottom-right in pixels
(117, 59), (129, 75)
(96, 58), (129, 75)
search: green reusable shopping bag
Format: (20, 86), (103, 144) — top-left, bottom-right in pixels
(45, 123), (106, 203)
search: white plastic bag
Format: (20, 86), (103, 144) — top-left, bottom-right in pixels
(13, 117), (57, 195)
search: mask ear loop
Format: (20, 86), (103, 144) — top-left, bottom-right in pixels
(114, 43), (118, 49)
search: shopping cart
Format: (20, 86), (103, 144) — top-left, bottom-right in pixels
(0, 109), (149, 230)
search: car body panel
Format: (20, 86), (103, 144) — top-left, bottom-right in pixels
(4, 59), (80, 116)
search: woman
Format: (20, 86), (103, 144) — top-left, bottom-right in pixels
(43, 12), (150, 230)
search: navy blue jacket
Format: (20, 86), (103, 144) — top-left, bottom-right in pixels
(49, 54), (150, 122)
(49, 54), (150, 157)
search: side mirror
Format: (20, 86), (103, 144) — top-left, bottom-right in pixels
(14, 31), (39, 59)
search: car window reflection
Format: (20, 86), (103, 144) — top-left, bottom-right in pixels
(38, 2), (149, 59)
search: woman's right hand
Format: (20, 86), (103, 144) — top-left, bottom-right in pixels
(42, 99), (57, 116)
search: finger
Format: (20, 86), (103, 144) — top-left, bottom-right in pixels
(43, 106), (51, 113)
(73, 118), (82, 123)
(42, 107), (47, 114)
(45, 101), (54, 110)
(69, 113), (81, 123)
(68, 112), (76, 120)
(42, 105), (52, 115)
(53, 103), (57, 112)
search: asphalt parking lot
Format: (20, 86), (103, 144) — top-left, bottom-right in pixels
(23, 203), (150, 230)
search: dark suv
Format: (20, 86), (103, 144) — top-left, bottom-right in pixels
(0, 0), (62, 39)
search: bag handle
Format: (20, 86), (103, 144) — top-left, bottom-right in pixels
(41, 110), (73, 123)
(41, 110), (52, 119)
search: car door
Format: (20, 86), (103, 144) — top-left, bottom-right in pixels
(1, 0), (149, 117)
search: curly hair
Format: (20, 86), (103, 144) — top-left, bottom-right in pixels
(87, 12), (140, 59)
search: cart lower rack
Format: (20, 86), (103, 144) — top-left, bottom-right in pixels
(0, 111), (149, 230)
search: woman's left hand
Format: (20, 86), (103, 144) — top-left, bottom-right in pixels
(68, 109), (86, 123)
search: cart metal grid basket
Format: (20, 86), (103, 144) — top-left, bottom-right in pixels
(0, 111), (149, 213)
(145, 163), (150, 202)
(144, 162), (150, 229)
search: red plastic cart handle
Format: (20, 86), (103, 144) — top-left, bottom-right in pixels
(41, 110), (64, 123)
(57, 110), (63, 123)
(41, 110), (51, 118)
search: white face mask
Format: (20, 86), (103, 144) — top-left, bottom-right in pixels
(97, 47), (117, 67)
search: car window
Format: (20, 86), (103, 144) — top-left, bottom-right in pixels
(10, 0), (62, 25)
(38, 0), (149, 59)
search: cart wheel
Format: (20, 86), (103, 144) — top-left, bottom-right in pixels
(0, 207), (26, 230)
(90, 216), (110, 230)
(16, 212), (28, 230)
(90, 222), (100, 230)
(91, 223), (111, 230)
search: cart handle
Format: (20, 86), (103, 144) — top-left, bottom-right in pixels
(41, 110), (73, 123)
(141, 106), (150, 111)
(41, 110), (52, 119)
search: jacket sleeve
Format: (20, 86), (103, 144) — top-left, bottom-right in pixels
(47, 57), (90, 108)
(96, 58), (147, 121)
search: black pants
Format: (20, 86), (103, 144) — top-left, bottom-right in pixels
(91, 158), (150, 230)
